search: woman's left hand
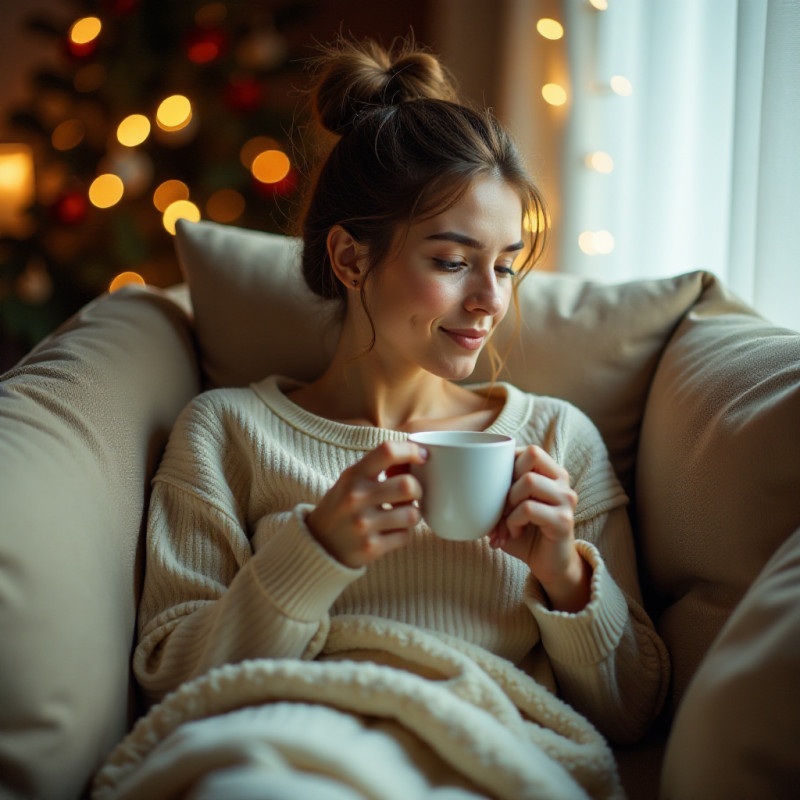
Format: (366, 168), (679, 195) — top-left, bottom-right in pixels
(489, 445), (590, 612)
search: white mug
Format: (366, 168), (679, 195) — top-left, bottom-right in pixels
(408, 431), (516, 541)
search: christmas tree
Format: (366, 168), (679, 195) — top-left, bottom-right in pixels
(1, 0), (317, 366)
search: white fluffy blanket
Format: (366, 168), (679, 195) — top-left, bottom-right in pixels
(92, 616), (624, 800)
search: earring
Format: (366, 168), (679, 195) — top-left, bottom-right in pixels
(351, 279), (358, 288)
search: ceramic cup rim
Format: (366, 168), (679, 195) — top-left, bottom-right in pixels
(408, 431), (514, 449)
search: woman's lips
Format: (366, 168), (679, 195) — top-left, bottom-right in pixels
(440, 328), (488, 351)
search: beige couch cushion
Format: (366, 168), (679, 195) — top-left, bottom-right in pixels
(636, 276), (800, 708)
(661, 527), (800, 800)
(0, 287), (200, 799)
(174, 219), (707, 495)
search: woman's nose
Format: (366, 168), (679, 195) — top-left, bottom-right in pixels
(464, 272), (504, 315)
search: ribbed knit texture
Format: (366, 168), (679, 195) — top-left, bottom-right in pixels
(133, 376), (669, 745)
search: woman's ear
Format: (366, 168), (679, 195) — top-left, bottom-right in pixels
(327, 225), (367, 290)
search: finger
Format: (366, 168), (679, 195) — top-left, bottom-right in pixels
(372, 473), (423, 507)
(514, 444), (568, 482)
(505, 499), (570, 539)
(354, 440), (429, 480)
(358, 502), (422, 535)
(507, 471), (572, 510)
(365, 529), (412, 559)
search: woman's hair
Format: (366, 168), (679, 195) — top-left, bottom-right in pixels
(294, 35), (548, 377)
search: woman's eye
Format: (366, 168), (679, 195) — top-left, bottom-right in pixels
(433, 258), (466, 272)
(495, 265), (517, 278)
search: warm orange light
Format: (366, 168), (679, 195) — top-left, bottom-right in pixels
(162, 199), (201, 234)
(240, 136), (279, 169)
(89, 173), (124, 208)
(69, 16), (102, 45)
(536, 18), (564, 40)
(152, 179), (190, 212)
(52, 119), (85, 151)
(206, 189), (245, 223)
(251, 149), (291, 183)
(156, 95), (192, 131)
(117, 114), (151, 147)
(0, 143), (35, 235)
(542, 83), (568, 106)
(109, 271), (146, 293)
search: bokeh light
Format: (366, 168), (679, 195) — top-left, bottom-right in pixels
(69, 16), (102, 45)
(88, 173), (124, 208)
(117, 114), (151, 147)
(251, 149), (291, 183)
(156, 95), (192, 131)
(109, 271), (146, 292)
(206, 189), (245, 223)
(585, 151), (615, 173)
(152, 179), (190, 212)
(51, 119), (85, 151)
(542, 83), (568, 106)
(536, 19), (564, 40)
(162, 199), (201, 234)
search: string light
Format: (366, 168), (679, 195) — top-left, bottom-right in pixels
(206, 189), (245, 223)
(610, 75), (633, 96)
(589, 0), (608, 10)
(579, 230), (615, 255)
(109, 271), (145, 292)
(542, 83), (568, 106)
(156, 95), (192, 132)
(69, 17), (102, 45)
(585, 151), (614, 173)
(536, 19), (564, 40)
(152, 179), (190, 212)
(51, 119), (85, 151)
(117, 114), (151, 147)
(88, 173), (124, 208)
(251, 149), (291, 183)
(162, 199), (201, 234)
(240, 136), (279, 169)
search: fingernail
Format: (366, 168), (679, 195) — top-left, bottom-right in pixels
(418, 446), (429, 461)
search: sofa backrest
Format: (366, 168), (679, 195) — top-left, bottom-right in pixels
(0, 287), (200, 799)
(176, 219), (800, 714)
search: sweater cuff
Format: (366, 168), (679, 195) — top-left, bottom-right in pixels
(252, 504), (365, 622)
(525, 540), (629, 666)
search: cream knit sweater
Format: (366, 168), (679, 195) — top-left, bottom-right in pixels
(133, 376), (669, 745)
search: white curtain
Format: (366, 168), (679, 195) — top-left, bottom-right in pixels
(432, 0), (800, 331)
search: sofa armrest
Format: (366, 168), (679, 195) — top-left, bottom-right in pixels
(0, 286), (201, 799)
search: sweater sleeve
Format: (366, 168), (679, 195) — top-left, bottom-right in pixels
(132, 396), (364, 704)
(523, 403), (671, 744)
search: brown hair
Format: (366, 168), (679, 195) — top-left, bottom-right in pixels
(295, 36), (548, 377)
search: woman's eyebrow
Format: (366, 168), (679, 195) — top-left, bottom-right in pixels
(425, 231), (525, 253)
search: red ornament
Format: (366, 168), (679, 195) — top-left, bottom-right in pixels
(185, 26), (228, 65)
(253, 168), (298, 198)
(223, 75), (264, 113)
(51, 191), (89, 225)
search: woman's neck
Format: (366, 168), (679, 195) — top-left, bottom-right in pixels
(288, 354), (502, 433)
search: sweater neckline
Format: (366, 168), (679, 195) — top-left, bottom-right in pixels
(250, 375), (533, 450)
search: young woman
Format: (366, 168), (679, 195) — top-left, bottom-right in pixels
(109, 37), (669, 800)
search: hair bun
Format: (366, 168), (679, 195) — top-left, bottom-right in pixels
(310, 36), (459, 134)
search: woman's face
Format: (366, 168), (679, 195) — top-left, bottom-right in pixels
(360, 176), (524, 381)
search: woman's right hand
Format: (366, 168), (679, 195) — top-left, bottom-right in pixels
(307, 441), (428, 568)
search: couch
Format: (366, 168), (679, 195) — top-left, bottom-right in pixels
(1, 219), (799, 800)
